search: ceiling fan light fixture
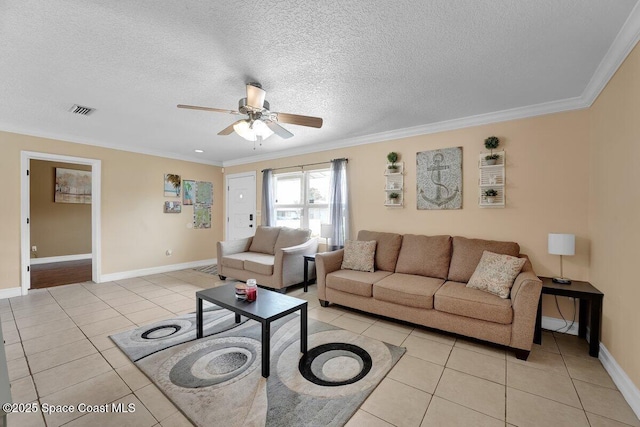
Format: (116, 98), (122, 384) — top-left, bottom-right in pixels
(233, 119), (274, 142)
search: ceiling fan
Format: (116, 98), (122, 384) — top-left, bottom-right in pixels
(177, 82), (323, 143)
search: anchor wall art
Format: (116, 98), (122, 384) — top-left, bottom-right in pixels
(417, 147), (463, 210)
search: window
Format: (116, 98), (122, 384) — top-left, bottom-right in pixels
(273, 169), (330, 237)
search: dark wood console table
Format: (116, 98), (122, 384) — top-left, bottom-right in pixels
(534, 277), (603, 357)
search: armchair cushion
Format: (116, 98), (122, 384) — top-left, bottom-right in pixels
(466, 251), (526, 298)
(274, 227), (311, 252)
(249, 226), (281, 255)
(341, 240), (377, 272)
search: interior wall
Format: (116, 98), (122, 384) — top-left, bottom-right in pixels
(224, 110), (591, 290)
(0, 131), (224, 289)
(589, 42), (640, 389)
(30, 160), (92, 258)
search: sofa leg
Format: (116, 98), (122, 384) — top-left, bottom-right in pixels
(514, 349), (530, 360)
(319, 300), (329, 307)
(218, 275), (226, 280)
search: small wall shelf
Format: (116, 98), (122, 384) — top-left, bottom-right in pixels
(479, 151), (505, 208)
(384, 162), (404, 207)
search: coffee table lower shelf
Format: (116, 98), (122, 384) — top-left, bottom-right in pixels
(196, 284), (308, 378)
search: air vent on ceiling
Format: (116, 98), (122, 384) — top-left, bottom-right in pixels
(68, 104), (95, 116)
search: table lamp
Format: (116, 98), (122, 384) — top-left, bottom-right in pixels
(320, 223), (334, 251)
(548, 233), (575, 284)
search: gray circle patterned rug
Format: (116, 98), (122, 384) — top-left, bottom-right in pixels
(110, 307), (405, 427)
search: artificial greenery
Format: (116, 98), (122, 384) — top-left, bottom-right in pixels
(387, 152), (399, 170)
(484, 189), (498, 197)
(389, 192), (400, 199)
(485, 153), (500, 160)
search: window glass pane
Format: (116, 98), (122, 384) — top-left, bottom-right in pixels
(275, 174), (302, 205)
(308, 170), (330, 204)
(275, 208), (303, 229)
(308, 207), (329, 237)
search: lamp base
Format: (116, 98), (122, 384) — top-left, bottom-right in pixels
(552, 277), (572, 284)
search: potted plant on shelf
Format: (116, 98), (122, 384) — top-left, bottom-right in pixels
(389, 192), (400, 204)
(387, 152), (399, 172)
(484, 188), (498, 203)
(484, 136), (500, 165)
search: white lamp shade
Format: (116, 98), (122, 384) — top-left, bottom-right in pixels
(320, 223), (334, 238)
(233, 120), (274, 141)
(548, 233), (575, 256)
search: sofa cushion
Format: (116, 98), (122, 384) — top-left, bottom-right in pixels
(434, 281), (513, 324)
(274, 227), (311, 252)
(244, 260), (274, 276)
(249, 226), (281, 255)
(341, 240), (377, 272)
(221, 254), (247, 270)
(373, 273), (445, 309)
(466, 251), (526, 298)
(395, 234), (452, 279)
(448, 236), (520, 283)
(357, 230), (403, 272)
(326, 270), (393, 297)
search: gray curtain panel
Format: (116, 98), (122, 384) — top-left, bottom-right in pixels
(261, 169), (274, 226)
(329, 159), (349, 246)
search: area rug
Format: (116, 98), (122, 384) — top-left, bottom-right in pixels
(110, 305), (404, 427)
(193, 264), (217, 275)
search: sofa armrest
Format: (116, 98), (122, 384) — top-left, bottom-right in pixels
(315, 249), (344, 300)
(273, 238), (319, 288)
(217, 237), (253, 259)
(510, 269), (542, 351)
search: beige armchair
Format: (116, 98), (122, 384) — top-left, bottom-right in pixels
(217, 226), (318, 292)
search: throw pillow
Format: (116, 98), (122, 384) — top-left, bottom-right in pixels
(341, 240), (377, 272)
(466, 251), (526, 298)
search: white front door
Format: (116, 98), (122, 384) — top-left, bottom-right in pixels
(226, 172), (257, 241)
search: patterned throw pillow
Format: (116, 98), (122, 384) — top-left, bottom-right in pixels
(341, 240), (377, 272)
(466, 251), (526, 298)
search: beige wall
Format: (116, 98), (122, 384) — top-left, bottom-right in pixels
(225, 110), (591, 285)
(0, 131), (223, 288)
(30, 160), (92, 258)
(589, 42), (640, 388)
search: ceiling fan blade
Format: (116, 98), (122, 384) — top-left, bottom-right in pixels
(218, 120), (243, 136)
(246, 84), (266, 109)
(266, 121), (294, 139)
(275, 112), (323, 128)
(177, 104), (240, 115)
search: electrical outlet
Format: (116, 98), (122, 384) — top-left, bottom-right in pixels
(31, 246), (37, 252)
(166, 249), (172, 256)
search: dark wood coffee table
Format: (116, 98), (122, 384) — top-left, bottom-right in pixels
(196, 283), (308, 378)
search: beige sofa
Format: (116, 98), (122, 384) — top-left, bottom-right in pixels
(217, 226), (318, 292)
(316, 230), (542, 359)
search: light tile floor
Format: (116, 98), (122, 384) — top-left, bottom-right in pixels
(2, 269), (638, 427)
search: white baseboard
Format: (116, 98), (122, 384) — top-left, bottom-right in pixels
(99, 258), (217, 283)
(541, 315), (580, 335)
(0, 287), (24, 299)
(30, 253), (92, 265)
(599, 343), (640, 419)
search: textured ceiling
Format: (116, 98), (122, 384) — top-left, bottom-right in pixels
(1, 0), (638, 165)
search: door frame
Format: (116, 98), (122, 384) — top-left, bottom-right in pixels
(225, 171), (257, 240)
(20, 151), (102, 295)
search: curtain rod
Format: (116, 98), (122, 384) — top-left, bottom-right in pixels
(261, 158), (348, 173)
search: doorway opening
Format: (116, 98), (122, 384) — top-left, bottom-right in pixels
(20, 151), (102, 295)
(225, 171), (257, 241)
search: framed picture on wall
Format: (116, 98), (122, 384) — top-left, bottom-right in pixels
(164, 174), (181, 197)
(183, 180), (196, 205)
(55, 168), (92, 204)
(164, 201), (182, 213)
(416, 147), (463, 210)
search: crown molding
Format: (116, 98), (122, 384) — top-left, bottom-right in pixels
(582, 1), (640, 106)
(223, 96), (587, 167)
(0, 124), (223, 167)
